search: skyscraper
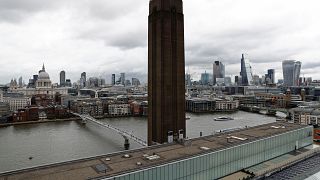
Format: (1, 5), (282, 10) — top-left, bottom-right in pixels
(282, 60), (301, 86)
(240, 54), (253, 86)
(267, 69), (275, 84)
(148, 0), (186, 145)
(60, 71), (66, 87)
(18, 76), (23, 87)
(120, 73), (125, 86)
(213, 61), (225, 85)
(111, 74), (116, 85)
(81, 72), (86, 88)
(201, 71), (210, 85)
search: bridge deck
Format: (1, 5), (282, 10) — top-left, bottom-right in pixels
(0, 122), (307, 180)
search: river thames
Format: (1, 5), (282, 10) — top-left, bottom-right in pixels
(0, 111), (279, 173)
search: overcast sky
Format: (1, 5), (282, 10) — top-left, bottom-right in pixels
(0, 0), (320, 85)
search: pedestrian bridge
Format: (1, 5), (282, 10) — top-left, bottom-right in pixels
(71, 112), (147, 148)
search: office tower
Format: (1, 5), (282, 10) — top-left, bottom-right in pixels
(253, 75), (260, 86)
(65, 79), (72, 87)
(120, 73), (125, 86)
(81, 72), (86, 87)
(267, 69), (275, 84)
(213, 61), (225, 85)
(185, 74), (192, 87)
(132, 78), (141, 87)
(148, 0), (186, 145)
(18, 77), (23, 87)
(60, 71), (66, 87)
(235, 76), (239, 85)
(111, 74), (116, 85)
(282, 60), (301, 86)
(240, 54), (253, 86)
(201, 71), (210, 85)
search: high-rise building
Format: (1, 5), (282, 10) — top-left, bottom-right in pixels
(282, 60), (301, 86)
(111, 74), (116, 85)
(235, 76), (239, 85)
(60, 71), (66, 87)
(201, 71), (210, 85)
(18, 77), (23, 88)
(185, 74), (192, 87)
(148, 0), (186, 145)
(267, 69), (275, 84)
(81, 72), (86, 87)
(240, 54), (253, 86)
(120, 73), (125, 86)
(213, 61), (225, 85)
(132, 78), (141, 87)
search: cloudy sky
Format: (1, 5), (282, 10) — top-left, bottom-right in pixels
(0, 0), (320, 85)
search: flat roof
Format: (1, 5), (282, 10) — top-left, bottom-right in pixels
(0, 122), (310, 180)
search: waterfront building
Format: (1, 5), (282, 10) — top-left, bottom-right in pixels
(240, 54), (253, 86)
(0, 102), (10, 116)
(108, 104), (131, 116)
(282, 60), (301, 86)
(2, 93), (31, 111)
(291, 107), (320, 125)
(213, 61), (225, 85)
(60, 71), (66, 87)
(185, 98), (238, 113)
(186, 98), (216, 113)
(215, 99), (239, 111)
(148, 0), (186, 145)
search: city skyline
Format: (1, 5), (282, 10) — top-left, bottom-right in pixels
(1, 0), (320, 84)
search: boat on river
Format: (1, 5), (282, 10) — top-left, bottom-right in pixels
(214, 117), (234, 121)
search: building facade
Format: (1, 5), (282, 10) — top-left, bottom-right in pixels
(60, 71), (66, 87)
(213, 61), (225, 85)
(3, 96), (31, 111)
(282, 60), (301, 86)
(240, 54), (253, 86)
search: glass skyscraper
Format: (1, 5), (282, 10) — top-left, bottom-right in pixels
(240, 54), (253, 86)
(282, 60), (301, 86)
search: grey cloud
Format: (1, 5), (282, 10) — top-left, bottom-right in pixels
(105, 31), (147, 50)
(0, 0), (64, 22)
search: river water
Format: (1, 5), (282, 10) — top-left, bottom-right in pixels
(0, 111), (277, 173)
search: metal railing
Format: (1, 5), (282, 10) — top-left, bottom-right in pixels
(72, 112), (147, 146)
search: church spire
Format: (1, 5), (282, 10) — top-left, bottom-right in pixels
(42, 63), (45, 72)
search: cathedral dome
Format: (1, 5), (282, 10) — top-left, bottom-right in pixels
(38, 64), (50, 80)
(38, 71), (50, 79)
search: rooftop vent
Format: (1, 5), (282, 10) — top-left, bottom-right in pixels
(145, 155), (160, 161)
(122, 154), (131, 158)
(200, 146), (211, 150)
(271, 125), (286, 129)
(228, 136), (248, 141)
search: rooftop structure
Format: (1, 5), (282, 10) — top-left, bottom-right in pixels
(0, 122), (312, 180)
